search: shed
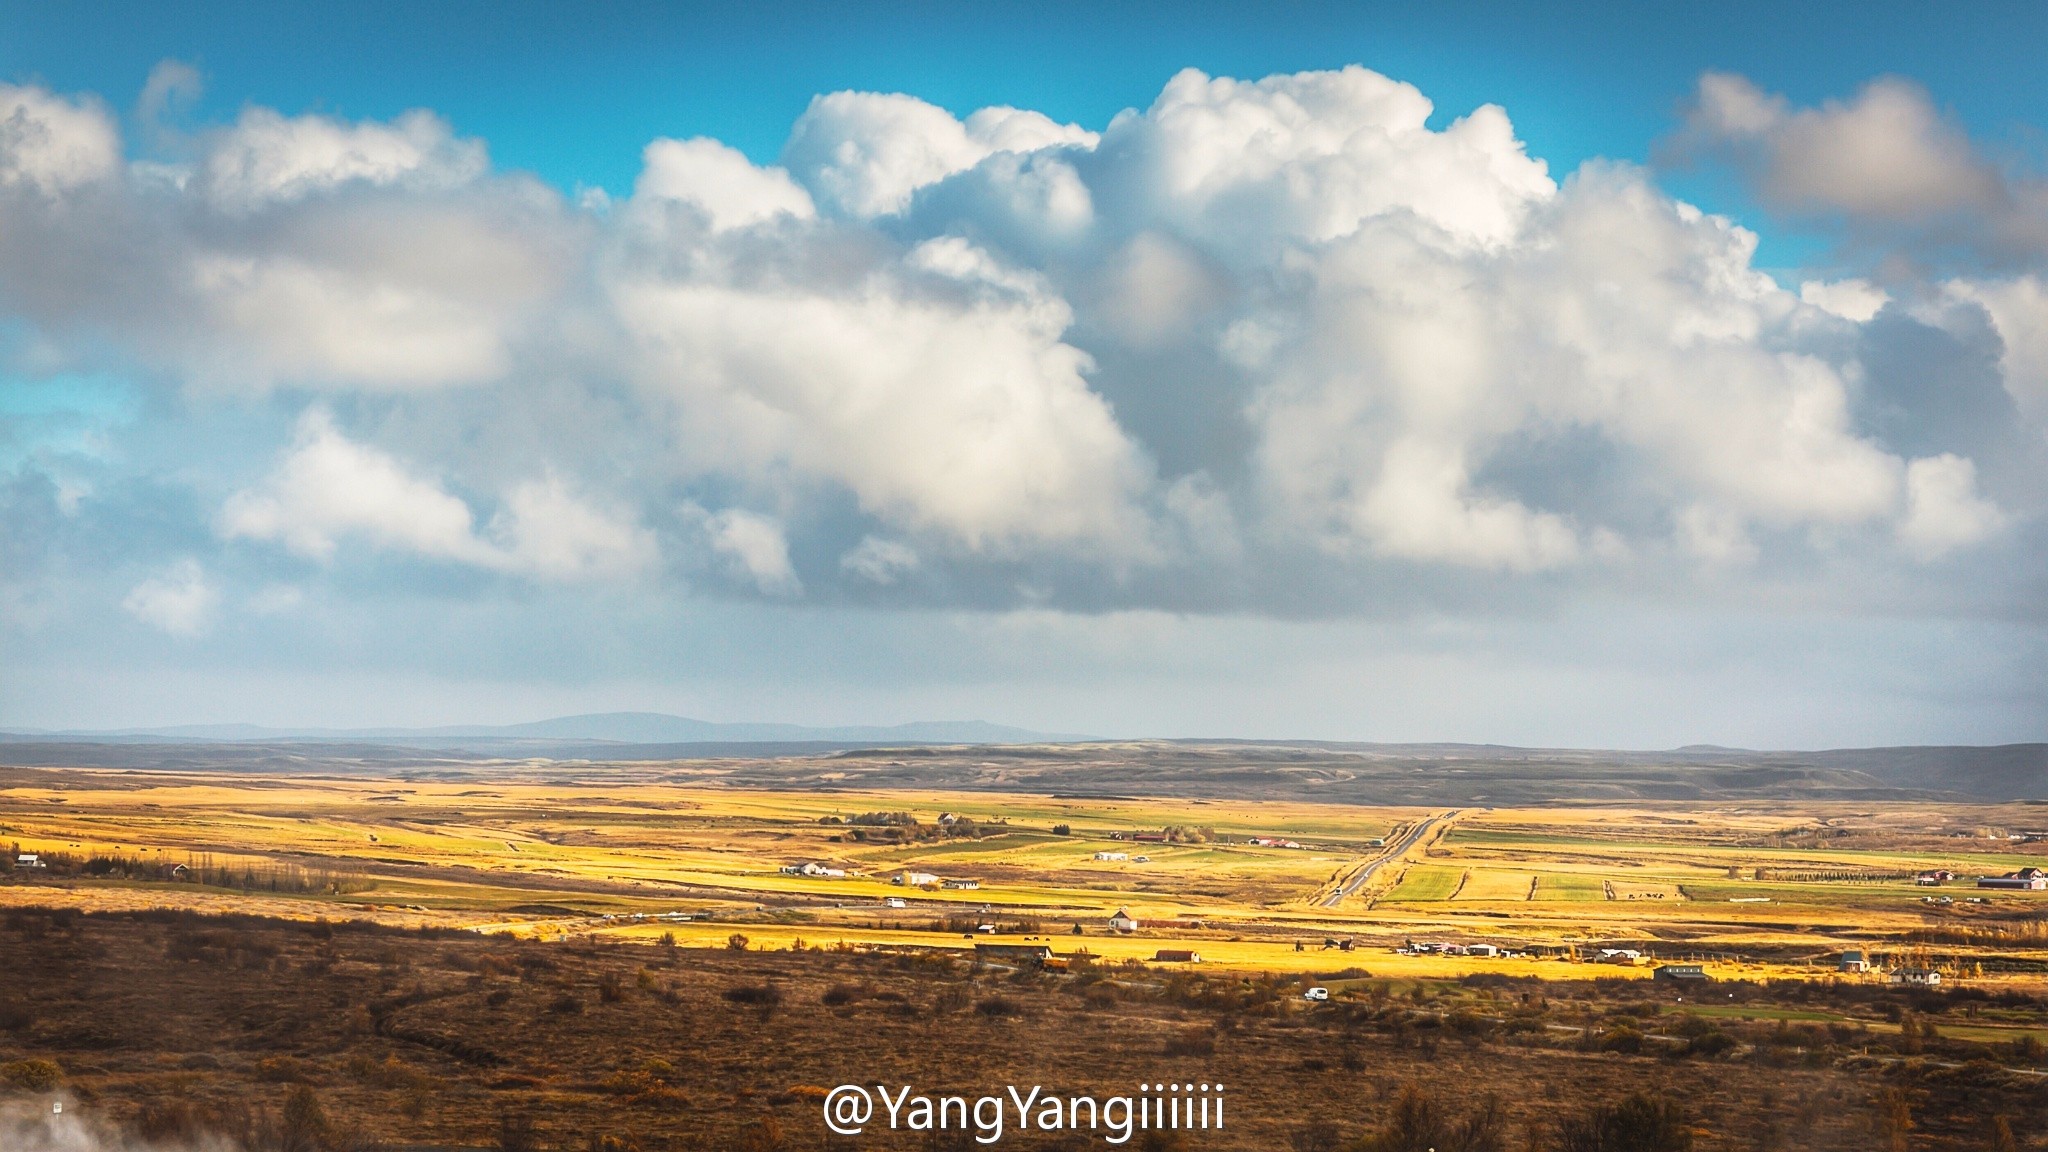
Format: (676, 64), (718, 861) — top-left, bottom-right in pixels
(974, 943), (1054, 968)
(1839, 950), (1869, 973)
(1107, 908), (1139, 933)
(1890, 967), (1942, 986)
(1153, 949), (1201, 963)
(1653, 964), (1709, 982)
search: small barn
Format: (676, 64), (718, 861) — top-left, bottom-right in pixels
(1108, 908), (1139, 933)
(1653, 964), (1709, 982)
(974, 943), (1054, 968)
(1153, 949), (1201, 963)
(941, 878), (981, 890)
(1839, 950), (1869, 973)
(893, 871), (938, 887)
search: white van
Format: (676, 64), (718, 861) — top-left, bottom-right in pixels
(1303, 987), (1330, 1001)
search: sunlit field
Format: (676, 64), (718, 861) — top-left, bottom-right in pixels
(5, 765), (2048, 985)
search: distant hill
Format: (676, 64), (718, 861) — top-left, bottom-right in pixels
(0, 712), (1089, 748)
(2, 730), (2044, 803)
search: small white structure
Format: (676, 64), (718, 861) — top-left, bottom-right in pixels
(893, 871), (939, 887)
(1465, 943), (1499, 958)
(14, 853), (44, 869)
(1303, 987), (1330, 1001)
(1890, 967), (1942, 987)
(1094, 851), (1129, 862)
(1839, 950), (1869, 973)
(1108, 908), (1139, 933)
(942, 878), (981, 890)
(1597, 948), (1643, 966)
(883, 897), (907, 909)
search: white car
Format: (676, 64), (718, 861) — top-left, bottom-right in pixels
(1303, 987), (1330, 1001)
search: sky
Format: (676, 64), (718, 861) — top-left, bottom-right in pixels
(1, 1), (2045, 745)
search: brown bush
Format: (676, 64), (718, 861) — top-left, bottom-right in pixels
(2, 1058), (61, 1091)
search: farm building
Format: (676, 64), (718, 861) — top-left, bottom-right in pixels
(974, 943), (1054, 968)
(1246, 836), (1302, 849)
(1889, 967), (1942, 987)
(1839, 950), (1869, 973)
(1977, 868), (2048, 890)
(1915, 870), (1954, 885)
(1093, 851), (1128, 861)
(892, 871), (939, 887)
(883, 897), (907, 909)
(1652, 964), (1709, 982)
(1108, 908), (1139, 933)
(941, 878), (981, 890)
(13, 853), (44, 869)
(1153, 949), (1201, 963)
(781, 862), (846, 878)
(1464, 943), (1499, 958)
(1596, 948), (1643, 965)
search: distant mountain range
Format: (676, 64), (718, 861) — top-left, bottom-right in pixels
(0, 712), (1092, 747)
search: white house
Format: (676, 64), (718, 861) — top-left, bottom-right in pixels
(1093, 851), (1128, 862)
(14, 853), (43, 869)
(893, 871), (939, 887)
(1596, 948), (1643, 965)
(942, 878), (981, 890)
(1108, 908), (1140, 933)
(1890, 967), (1942, 987)
(1465, 943), (1499, 958)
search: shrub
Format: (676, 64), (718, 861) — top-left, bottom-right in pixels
(1163, 1029), (1215, 1056)
(598, 972), (626, 1003)
(549, 993), (585, 1015)
(727, 933), (751, 951)
(486, 988), (514, 1007)
(497, 1112), (541, 1152)
(974, 996), (1022, 1017)
(2, 1058), (61, 1091)
(821, 984), (863, 1007)
(1553, 1093), (1692, 1152)
(723, 983), (783, 1008)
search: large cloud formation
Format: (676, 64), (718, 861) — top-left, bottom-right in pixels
(0, 65), (2041, 643)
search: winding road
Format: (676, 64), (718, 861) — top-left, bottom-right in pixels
(1319, 808), (1459, 908)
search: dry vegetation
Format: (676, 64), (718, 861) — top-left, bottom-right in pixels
(2, 908), (2045, 1150)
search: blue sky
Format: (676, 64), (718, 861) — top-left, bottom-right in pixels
(1, 2), (2044, 742)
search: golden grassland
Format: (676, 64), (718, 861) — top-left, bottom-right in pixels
(5, 766), (2048, 984)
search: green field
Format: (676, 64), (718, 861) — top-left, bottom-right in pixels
(1382, 864), (1465, 901)
(1534, 873), (1607, 901)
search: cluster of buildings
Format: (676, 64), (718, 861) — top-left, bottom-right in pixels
(1915, 866), (2048, 890)
(1396, 940), (1507, 958)
(890, 871), (980, 889)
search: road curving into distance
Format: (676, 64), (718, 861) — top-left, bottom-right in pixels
(1320, 808), (1460, 908)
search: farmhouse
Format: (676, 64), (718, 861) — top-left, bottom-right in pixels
(1246, 836), (1302, 849)
(974, 943), (1054, 968)
(1889, 967), (1942, 987)
(1093, 851), (1128, 861)
(1839, 950), (1869, 973)
(1596, 948), (1643, 965)
(941, 878), (981, 890)
(1153, 949), (1201, 963)
(892, 871), (939, 887)
(1976, 868), (2048, 890)
(1915, 870), (1954, 885)
(13, 853), (44, 869)
(780, 862), (847, 878)
(1107, 908), (1139, 933)
(1653, 964), (1709, 982)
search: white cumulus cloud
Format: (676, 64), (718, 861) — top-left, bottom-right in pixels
(122, 558), (217, 636)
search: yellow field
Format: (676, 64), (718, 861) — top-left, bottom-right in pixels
(5, 766), (2048, 983)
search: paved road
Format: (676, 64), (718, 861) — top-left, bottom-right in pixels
(1320, 809), (1459, 908)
